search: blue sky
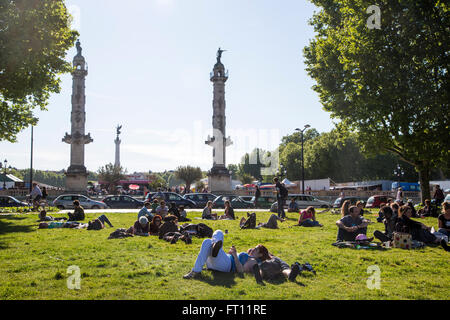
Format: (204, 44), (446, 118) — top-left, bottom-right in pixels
(0, 0), (335, 173)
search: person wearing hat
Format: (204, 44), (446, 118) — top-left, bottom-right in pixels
(336, 205), (370, 241)
(128, 216), (150, 236)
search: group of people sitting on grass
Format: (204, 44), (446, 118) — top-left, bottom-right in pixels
(138, 199), (191, 223)
(202, 200), (235, 220)
(335, 198), (450, 251)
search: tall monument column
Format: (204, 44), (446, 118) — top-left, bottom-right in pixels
(114, 125), (122, 168)
(62, 40), (93, 193)
(205, 48), (233, 193)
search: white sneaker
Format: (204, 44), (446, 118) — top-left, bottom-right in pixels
(183, 270), (198, 279)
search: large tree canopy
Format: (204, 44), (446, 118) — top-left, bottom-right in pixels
(174, 166), (203, 192)
(304, 0), (449, 201)
(98, 163), (127, 193)
(279, 129), (418, 183)
(0, 0), (78, 142)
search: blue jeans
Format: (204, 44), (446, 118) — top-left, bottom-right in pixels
(192, 230), (231, 273)
(300, 219), (320, 227)
(98, 215), (113, 227)
(438, 229), (449, 237)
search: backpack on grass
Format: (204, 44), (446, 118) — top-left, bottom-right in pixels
(158, 221), (179, 239)
(279, 185), (288, 199)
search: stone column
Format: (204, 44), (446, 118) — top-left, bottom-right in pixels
(205, 48), (233, 193)
(114, 136), (121, 168)
(62, 40), (93, 193)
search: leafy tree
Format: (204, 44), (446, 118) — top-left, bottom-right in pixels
(0, 0), (78, 142)
(148, 173), (167, 191)
(19, 169), (65, 188)
(237, 148), (270, 181)
(98, 163), (127, 193)
(238, 173), (255, 185)
(279, 129), (419, 183)
(87, 171), (99, 181)
(279, 142), (303, 181)
(227, 164), (239, 180)
(279, 128), (320, 155)
(174, 166), (203, 193)
(304, 0), (449, 201)
(195, 180), (205, 191)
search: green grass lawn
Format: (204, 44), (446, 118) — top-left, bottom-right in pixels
(0, 209), (448, 300)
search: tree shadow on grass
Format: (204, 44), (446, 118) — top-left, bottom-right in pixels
(0, 216), (35, 249)
(196, 270), (239, 288)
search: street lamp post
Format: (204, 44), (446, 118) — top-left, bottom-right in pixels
(29, 126), (34, 194)
(295, 125), (311, 194)
(2, 159), (8, 189)
(393, 163), (405, 188)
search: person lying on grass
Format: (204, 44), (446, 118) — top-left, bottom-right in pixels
(297, 206), (322, 227)
(183, 230), (301, 283)
(202, 201), (217, 220)
(149, 215), (163, 235)
(254, 214), (285, 229)
(336, 205), (370, 241)
(68, 200), (85, 221)
(38, 210), (62, 222)
(39, 214), (113, 230)
(127, 216), (150, 236)
(218, 200), (235, 220)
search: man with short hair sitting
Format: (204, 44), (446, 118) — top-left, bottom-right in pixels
(68, 200), (85, 221)
(138, 202), (154, 220)
(336, 206), (370, 241)
(288, 198), (299, 213)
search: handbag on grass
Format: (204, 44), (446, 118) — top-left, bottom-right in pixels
(393, 232), (412, 249)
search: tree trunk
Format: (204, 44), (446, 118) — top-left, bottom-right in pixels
(418, 164), (431, 204)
